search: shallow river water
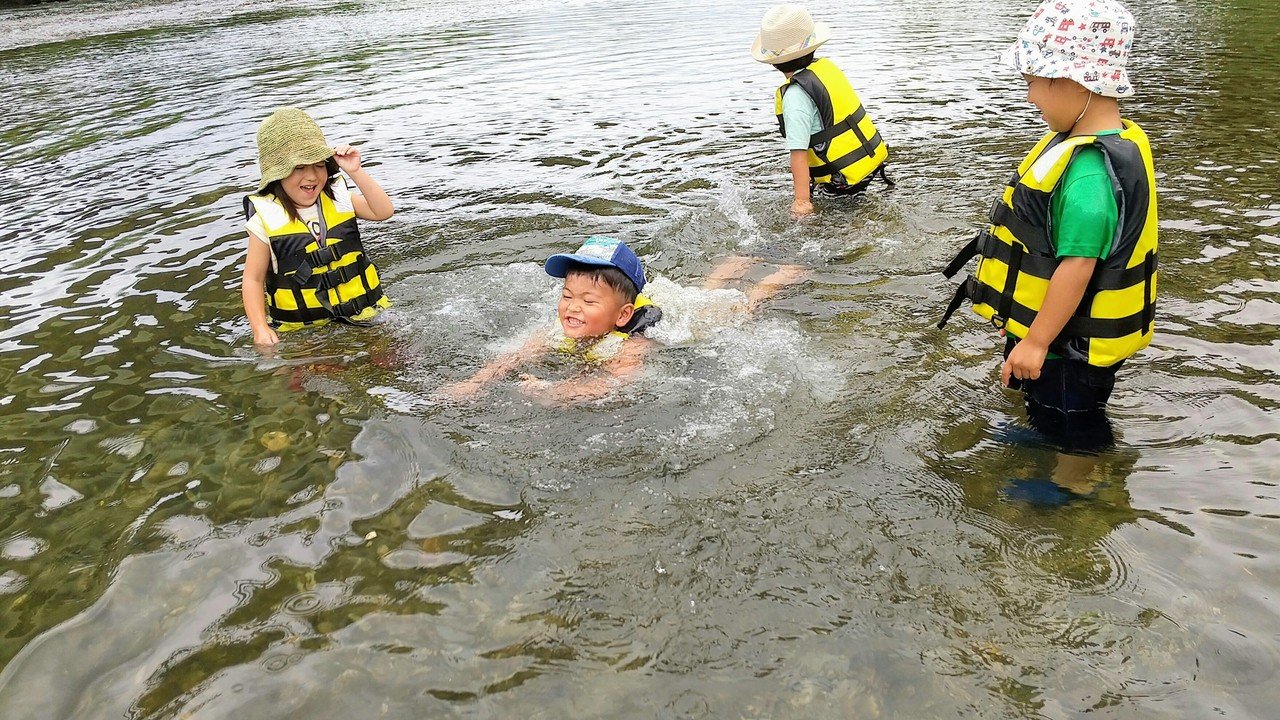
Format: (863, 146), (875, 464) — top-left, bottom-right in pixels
(1, 0), (1278, 717)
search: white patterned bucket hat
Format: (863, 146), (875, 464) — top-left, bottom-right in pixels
(751, 4), (830, 65)
(1001, 0), (1137, 98)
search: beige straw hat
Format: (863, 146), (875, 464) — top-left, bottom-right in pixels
(751, 4), (831, 65)
(255, 107), (334, 193)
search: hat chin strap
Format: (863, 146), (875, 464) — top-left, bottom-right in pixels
(1070, 92), (1093, 133)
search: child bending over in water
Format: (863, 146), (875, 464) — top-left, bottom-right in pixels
(751, 4), (891, 217)
(441, 237), (805, 403)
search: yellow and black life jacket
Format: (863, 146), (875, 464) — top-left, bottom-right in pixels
(243, 188), (389, 331)
(554, 295), (662, 363)
(938, 120), (1158, 368)
(774, 57), (889, 189)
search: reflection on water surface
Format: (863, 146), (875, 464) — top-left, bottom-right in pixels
(1, 0), (1279, 717)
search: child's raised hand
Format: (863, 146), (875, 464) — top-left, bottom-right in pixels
(332, 145), (362, 174)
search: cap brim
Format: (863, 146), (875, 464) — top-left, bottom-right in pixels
(751, 22), (831, 64)
(544, 253), (617, 278)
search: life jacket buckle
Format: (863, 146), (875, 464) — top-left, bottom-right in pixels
(989, 315), (1007, 331)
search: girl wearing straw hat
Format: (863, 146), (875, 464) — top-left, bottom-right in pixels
(752, 4), (889, 217)
(938, 0), (1158, 450)
(241, 107), (394, 346)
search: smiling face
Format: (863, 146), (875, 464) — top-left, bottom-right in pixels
(1023, 74), (1090, 133)
(279, 161), (329, 208)
(557, 271), (635, 340)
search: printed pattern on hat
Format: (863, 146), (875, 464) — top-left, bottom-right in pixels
(1001, 0), (1137, 98)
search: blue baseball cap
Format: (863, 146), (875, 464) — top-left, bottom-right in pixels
(544, 236), (646, 293)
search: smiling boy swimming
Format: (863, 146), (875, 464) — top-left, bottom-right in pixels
(440, 237), (806, 403)
(440, 237), (661, 402)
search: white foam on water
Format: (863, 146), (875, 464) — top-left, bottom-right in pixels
(641, 276), (751, 346)
(714, 178), (765, 249)
(647, 318), (822, 453)
(386, 260), (838, 481)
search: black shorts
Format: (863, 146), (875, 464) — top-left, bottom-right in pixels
(1004, 337), (1121, 452)
(810, 165), (892, 196)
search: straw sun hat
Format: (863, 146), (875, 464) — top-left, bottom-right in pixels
(255, 107), (335, 193)
(751, 4), (830, 65)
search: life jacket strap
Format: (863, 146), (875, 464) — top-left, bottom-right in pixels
(809, 129), (885, 179)
(989, 202), (1046, 254)
(995, 243), (1024, 329)
(937, 277), (974, 329)
(971, 230), (1058, 281)
(314, 285), (385, 325)
(286, 238), (359, 283)
(960, 279), (1150, 340)
(942, 231), (982, 279)
(1141, 249), (1156, 335)
(809, 105), (868, 147)
(313, 258), (367, 292)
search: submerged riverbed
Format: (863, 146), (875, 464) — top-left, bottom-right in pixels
(1, 0), (1278, 717)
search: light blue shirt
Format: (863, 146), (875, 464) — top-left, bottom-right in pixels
(781, 84), (823, 151)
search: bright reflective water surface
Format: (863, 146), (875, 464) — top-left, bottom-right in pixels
(1, 0), (1278, 717)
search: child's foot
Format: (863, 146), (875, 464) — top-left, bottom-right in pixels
(747, 264), (809, 310)
(704, 255), (758, 290)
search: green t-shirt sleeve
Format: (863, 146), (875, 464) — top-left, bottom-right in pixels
(1050, 145), (1118, 259)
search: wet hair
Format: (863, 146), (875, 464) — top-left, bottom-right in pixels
(774, 52), (816, 75)
(563, 263), (638, 303)
(264, 157), (341, 223)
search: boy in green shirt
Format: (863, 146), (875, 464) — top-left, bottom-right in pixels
(940, 0), (1159, 450)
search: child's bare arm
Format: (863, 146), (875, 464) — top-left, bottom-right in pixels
(335, 145), (394, 221)
(789, 150), (813, 217)
(439, 333), (547, 400)
(242, 234), (278, 346)
(520, 337), (652, 403)
(1002, 257), (1097, 385)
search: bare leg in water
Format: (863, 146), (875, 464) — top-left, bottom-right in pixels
(746, 263), (807, 311)
(703, 256), (807, 311)
(703, 255), (757, 290)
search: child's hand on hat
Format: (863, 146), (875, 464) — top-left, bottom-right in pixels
(333, 144), (363, 174)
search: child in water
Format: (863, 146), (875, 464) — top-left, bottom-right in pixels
(939, 0), (1158, 450)
(441, 237), (805, 403)
(241, 107), (394, 346)
(751, 4), (890, 217)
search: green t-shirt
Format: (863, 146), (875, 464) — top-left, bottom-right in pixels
(1050, 130), (1121, 259)
(1042, 130), (1121, 359)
